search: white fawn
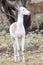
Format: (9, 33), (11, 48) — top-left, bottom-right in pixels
(9, 2), (31, 63)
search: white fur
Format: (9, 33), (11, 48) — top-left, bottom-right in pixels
(9, 6), (30, 63)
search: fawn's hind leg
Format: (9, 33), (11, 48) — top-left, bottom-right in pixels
(21, 36), (25, 63)
(12, 38), (17, 62)
(15, 37), (20, 62)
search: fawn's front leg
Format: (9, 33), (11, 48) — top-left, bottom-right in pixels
(21, 36), (25, 63)
(15, 37), (20, 62)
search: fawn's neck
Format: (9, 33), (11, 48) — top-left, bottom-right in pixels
(17, 12), (24, 27)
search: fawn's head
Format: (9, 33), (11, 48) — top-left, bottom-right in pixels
(19, 7), (30, 15)
(14, 1), (31, 15)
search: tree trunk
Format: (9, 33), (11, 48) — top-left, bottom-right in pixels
(1, 0), (31, 34)
(1, 0), (16, 24)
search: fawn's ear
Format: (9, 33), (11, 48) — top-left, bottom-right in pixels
(14, 1), (23, 10)
(14, 1), (19, 10)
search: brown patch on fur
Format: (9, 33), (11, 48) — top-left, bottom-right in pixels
(10, 22), (23, 39)
(11, 22), (17, 33)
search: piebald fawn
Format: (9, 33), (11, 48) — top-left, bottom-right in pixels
(9, 2), (31, 63)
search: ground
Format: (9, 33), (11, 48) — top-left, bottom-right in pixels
(0, 32), (43, 65)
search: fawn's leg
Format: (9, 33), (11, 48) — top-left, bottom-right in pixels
(15, 37), (20, 62)
(21, 36), (25, 63)
(12, 38), (17, 62)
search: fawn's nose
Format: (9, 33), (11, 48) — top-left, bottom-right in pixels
(28, 11), (31, 15)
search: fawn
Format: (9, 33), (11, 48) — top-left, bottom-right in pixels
(9, 2), (31, 63)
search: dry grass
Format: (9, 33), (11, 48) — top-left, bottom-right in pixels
(0, 32), (43, 65)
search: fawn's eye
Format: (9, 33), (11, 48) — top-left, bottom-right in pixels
(22, 9), (24, 11)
